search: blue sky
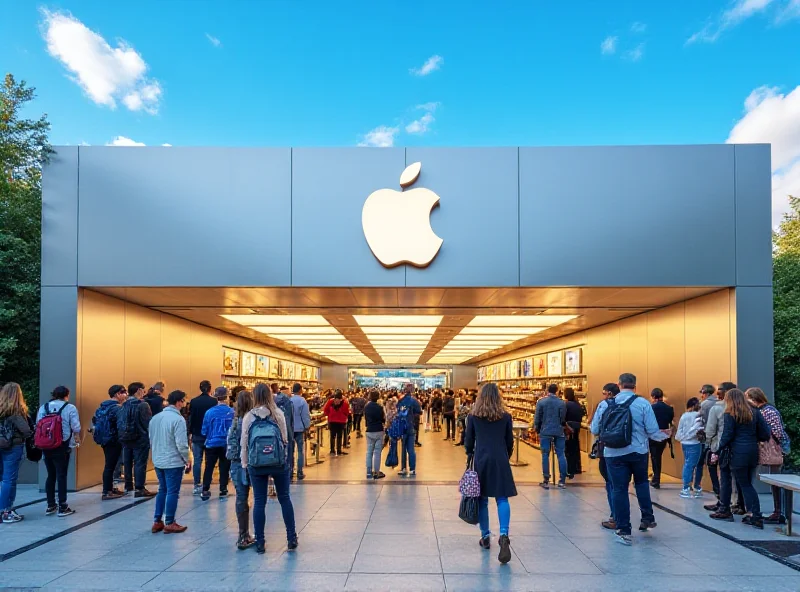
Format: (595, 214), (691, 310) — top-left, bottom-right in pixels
(1, 1), (799, 221)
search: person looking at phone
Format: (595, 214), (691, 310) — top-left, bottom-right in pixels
(148, 390), (192, 534)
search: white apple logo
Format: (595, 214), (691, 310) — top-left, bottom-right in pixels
(362, 162), (443, 268)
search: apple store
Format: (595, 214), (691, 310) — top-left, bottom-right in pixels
(41, 145), (773, 489)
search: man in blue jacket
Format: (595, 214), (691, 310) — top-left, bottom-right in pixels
(534, 384), (567, 490)
(289, 383), (311, 481)
(397, 384), (422, 477)
(200, 387), (234, 501)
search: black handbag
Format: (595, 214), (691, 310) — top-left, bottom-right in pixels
(718, 446), (732, 469)
(458, 495), (480, 525)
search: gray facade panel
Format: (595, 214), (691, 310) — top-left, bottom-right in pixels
(77, 147), (292, 286)
(291, 148), (406, 287)
(39, 286), (79, 490)
(734, 144), (773, 287)
(735, 286), (775, 397)
(519, 146), (737, 287)
(41, 146), (79, 286)
(405, 148), (519, 286)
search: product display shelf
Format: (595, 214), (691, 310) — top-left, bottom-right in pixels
(221, 376), (320, 393)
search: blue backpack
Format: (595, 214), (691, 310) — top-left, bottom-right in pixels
(247, 413), (286, 469)
(92, 404), (117, 446)
(388, 407), (409, 439)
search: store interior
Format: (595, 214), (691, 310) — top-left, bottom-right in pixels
(74, 285), (738, 487)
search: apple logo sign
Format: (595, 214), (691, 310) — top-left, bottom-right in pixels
(362, 162), (443, 268)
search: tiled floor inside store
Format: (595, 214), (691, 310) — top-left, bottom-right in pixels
(2, 430), (799, 591)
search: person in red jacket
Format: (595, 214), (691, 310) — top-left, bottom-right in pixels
(323, 390), (350, 457)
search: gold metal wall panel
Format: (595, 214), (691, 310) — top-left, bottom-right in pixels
(77, 291), (125, 489)
(685, 290), (734, 391)
(618, 316), (649, 392)
(160, 314), (192, 396)
(124, 303), (162, 387)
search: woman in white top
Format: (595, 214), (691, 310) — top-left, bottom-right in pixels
(675, 397), (704, 499)
(239, 383), (296, 555)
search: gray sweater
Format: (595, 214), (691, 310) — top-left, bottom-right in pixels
(534, 395), (566, 437)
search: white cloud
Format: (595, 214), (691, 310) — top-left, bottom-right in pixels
(206, 33), (221, 47)
(406, 112), (435, 135)
(600, 36), (618, 55)
(631, 22), (647, 33)
(40, 9), (162, 114)
(107, 136), (145, 147)
(416, 102), (440, 112)
(727, 85), (800, 226)
(410, 55), (443, 76)
(358, 126), (399, 147)
(624, 43), (645, 62)
(687, 0), (783, 44)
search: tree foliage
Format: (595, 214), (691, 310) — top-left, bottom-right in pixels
(0, 73), (51, 407)
(773, 195), (800, 468)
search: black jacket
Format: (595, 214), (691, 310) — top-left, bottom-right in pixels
(116, 398), (152, 445)
(651, 401), (675, 431)
(189, 393), (217, 443)
(719, 409), (770, 468)
(364, 401), (386, 433)
(443, 396), (456, 416)
(465, 413), (517, 499)
(144, 393), (165, 417)
(565, 400), (584, 430)
(431, 397), (443, 413)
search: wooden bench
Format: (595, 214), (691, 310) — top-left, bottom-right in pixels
(759, 473), (799, 536)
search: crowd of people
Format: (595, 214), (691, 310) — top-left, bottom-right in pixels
(0, 372), (791, 559)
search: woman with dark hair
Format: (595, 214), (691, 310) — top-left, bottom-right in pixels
(228, 390), (255, 550)
(465, 382), (516, 565)
(675, 397), (704, 498)
(710, 389), (770, 528)
(0, 383), (33, 523)
(36, 386), (81, 517)
(323, 390), (350, 456)
(746, 387), (790, 525)
(240, 383), (297, 554)
(563, 388), (584, 478)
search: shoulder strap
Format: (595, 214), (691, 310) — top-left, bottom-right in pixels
(620, 395), (638, 409)
(58, 402), (70, 417)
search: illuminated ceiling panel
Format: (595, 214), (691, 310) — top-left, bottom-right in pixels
(467, 315), (577, 327)
(222, 314), (330, 326)
(355, 315), (443, 326)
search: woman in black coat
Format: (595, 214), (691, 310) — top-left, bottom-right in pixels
(710, 388), (770, 528)
(465, 382), (517, 565)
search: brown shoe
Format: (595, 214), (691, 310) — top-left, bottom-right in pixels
(135, 488), (157, 498)
(164, 522), (188, 534)
(601, 519), (617, 530)
(151, 521), (165, 533)
(102, 492), (124, 501)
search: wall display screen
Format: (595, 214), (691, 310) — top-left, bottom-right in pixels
(533, 356), (547, 378)
(241, 352), (256, 377)
(269, 358), (279, 378)
(565, 348), (582, 375)
(547, 351), (563, 377)
(522, 358), (533, 378)
(222, 348), (241, 376)
(256, 355), (269, 378)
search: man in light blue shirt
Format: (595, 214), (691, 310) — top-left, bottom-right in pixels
(289, 383), (312, 480)
(591, 372), (667, 545)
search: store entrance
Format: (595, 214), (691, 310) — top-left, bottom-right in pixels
(83, 285), (722, 487)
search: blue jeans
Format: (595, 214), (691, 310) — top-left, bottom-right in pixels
(598, 456), (614, 519)
(230, 462), (251, 536)
(154, 467), (184, 525)
(292, 432), (305, 476)
(192, 442), (205, 486)
(540, 435), (567, 483)
(366, 432), (383, 474)
(250, 467), (296, 545)
(401, 431), (417, 471)
(478, 497), (510, 538)
(681, 443), (702, 489)
(0, 445), (25, 511)
(606, 452), (654, 535)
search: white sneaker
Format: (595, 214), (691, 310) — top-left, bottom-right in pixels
(1, 510), (24, 523)
(679, 488), (693, 499)
(398, 470), (409, 477)
(193, 485), (202, 496)
(615, 530), (632, 546)
(409, 470), (416, 477)
(693, 488), (703, 498)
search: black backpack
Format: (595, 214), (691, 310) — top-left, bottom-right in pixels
(599, 395), (638, 449)
(118, 400), (141, 443)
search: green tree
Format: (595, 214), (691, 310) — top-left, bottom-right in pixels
(773, 194), (800, 468)
(0, 73), (52, 407)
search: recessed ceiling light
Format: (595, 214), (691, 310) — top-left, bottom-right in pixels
(264, 334), (350, 341)
(246, 326), (339, 334)
(355, 315), (443, 326)
(459, 327), (545, 335)
(222, 314), (330, 326)
(468, 315), (577, 327)
(362, 327), (437, 335)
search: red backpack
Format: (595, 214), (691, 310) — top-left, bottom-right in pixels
(35, 402), (69, 450)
